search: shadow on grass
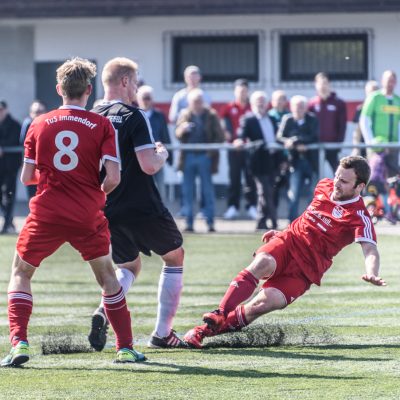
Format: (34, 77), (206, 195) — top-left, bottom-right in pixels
(26, 361), (365, 380)
(308, 344), (400, 351)
(203, 348), (391, 362)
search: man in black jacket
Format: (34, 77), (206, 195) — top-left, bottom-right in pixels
(0, 101), (22, 234)
(137, 85), (173, 200)
(236, 91), (284, 230)
(277, 95), (319, 221)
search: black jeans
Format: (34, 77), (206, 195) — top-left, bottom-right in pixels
(227, 150), (257, 209)
(254, 174), (277, 229)
(0, 168), (18, 230)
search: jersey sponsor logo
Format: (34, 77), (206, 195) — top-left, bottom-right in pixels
(108, 115), (123, 124)
(307, 205), (332, 227)
(380, 105), (400, 115)
(332, 206), (344, 219)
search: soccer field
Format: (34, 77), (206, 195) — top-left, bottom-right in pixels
(1, 232), (400, 399)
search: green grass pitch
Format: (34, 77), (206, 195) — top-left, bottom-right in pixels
(1, 233), (400, 399)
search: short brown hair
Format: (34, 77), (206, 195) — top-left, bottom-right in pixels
(339, 156), (371, 186)
(56, 57), (96, 99)
(102, 57), (138, 86)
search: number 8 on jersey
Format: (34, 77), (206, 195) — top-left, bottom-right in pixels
(53, 130), (79, 171)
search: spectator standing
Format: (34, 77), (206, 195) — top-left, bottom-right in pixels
(360, 70), (400, 176)
(137, 85), (173, 200)
(268, 90), (291, 209)
(176, 89), (224, 232)
(236, 91), (282, 230)
(309, 72), (347, 172)
(278, 95), (319, 221)
(221, 79), (257, 220)
(20, 100), (47, 199)
(352, 80), (379, 157)
(268, 90), (290, 127)
(169, 65), (212, 124)
(169, 65), (212, 217)
(0, 101), (22, 234)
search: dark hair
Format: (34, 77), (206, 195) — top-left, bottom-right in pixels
(234, 78), (249, 88)
(0, 100), (8, 109)
(339, 156), (371, 186)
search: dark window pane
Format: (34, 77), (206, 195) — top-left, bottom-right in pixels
(35, 61), (97, 110)
(280, 34), (368, 81)
(173, 35), (259, 83)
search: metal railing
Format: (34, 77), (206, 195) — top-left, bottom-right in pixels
(3, 141), (400, 181)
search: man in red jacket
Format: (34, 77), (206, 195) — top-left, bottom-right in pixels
(309, 72), (347, 173)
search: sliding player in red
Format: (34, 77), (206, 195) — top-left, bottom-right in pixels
(184, 156), (386, 348)
(1, 57), (145, 367)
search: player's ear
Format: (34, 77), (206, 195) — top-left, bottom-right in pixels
(56, 84), (64, 97)
(86, 84), (93, 96)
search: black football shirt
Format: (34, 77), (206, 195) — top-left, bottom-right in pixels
(93, 101), (168, 221)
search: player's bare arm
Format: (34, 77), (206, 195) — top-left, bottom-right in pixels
(136, 145), (168, 175)
(101, 159), (120, 194)
(360, 241), (386, 286)
(20, 162), (39, 185)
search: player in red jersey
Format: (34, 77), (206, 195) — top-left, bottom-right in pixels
(184, 156), (386, 348)
(0, 57), (145, 367)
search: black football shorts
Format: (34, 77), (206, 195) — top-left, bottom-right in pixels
(109, 210), (183, 264)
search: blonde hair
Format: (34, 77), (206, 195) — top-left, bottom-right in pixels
(56, 57), (96, 99)
(102, 57), (138, 86)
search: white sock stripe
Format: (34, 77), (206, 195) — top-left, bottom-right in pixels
(8, 293), (33, 302)
(102, 291), (125, 304)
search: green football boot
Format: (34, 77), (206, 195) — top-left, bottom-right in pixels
(1, 341), (30, 367)
(114, 348), (147, 364)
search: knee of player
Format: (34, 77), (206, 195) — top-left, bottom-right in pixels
(251, 252), (276, 278)
(118, 258), (142, 278)
(162, 246), (185, 266)
(12, 254), (36, 279)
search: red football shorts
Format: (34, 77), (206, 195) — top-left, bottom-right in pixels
(255, 234), (312, 305)
(16, 215), (110, 267)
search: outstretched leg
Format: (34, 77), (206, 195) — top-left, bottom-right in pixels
(203, 252), (277, 330)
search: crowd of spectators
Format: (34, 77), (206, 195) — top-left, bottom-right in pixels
(2, 67), (400, 232)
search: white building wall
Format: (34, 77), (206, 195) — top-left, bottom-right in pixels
(2, 12), (400, 196)
(30, 12), (400, 102)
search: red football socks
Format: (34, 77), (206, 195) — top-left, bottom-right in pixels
(8, 291), (33, 346)
(219, 269), (259, 316)
(218, 305), (249, 334)
(102, 287), (133, 351)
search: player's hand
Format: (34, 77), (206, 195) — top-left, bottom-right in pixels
(262, 230), (279, 243)
(155, 142), (168, 161)
(361, 274), (387, 286)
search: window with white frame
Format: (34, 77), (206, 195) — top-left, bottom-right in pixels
(172, 34), (259, 83)
(280, 33), (369, 81)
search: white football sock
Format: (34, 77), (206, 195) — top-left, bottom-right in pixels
(154, 265), (183, 338)
(100, 268), (135, 308)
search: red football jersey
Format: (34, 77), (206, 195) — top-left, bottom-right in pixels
(221, 101), (251, 142)
(279, 178), (376, 285)
(24, 105), (119, 228)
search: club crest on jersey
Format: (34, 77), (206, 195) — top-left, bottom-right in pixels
(332, 206), (344, 219)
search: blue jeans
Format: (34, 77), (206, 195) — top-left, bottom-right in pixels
(182, 153), (215, 228)
(288, 158), (316, 222)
